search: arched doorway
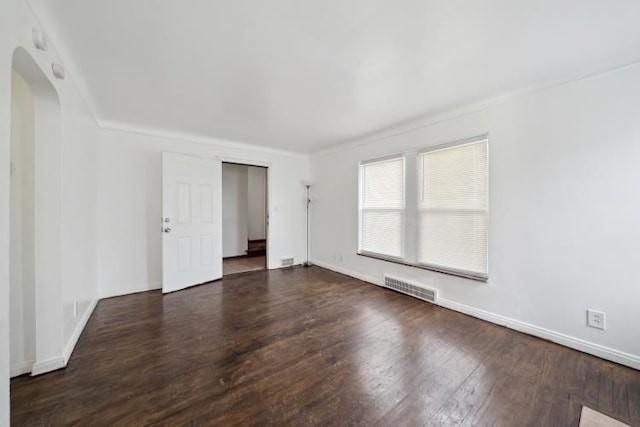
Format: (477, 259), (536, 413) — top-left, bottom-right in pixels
(9, 47), (64, 377)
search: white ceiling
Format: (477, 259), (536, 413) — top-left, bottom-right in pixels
(30, 0), (640, 153)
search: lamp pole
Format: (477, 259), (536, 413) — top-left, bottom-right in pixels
(304, 184), (312, 267)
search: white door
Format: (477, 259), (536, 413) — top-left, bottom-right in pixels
(162, 152), (222, 293)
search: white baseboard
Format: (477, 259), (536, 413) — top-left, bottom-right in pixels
(28, 299), (99, 377)
(31, 356), (65, 376)
(435, 298), (640, 370)
(312, 259), (382, 285)
(10, 360), (34, 378)
(99, 281), (162, 299)
(311, 259), (640, 371)
(64, 299), (98, 364)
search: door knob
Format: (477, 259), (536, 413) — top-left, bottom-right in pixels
(164, 227), (172, 233)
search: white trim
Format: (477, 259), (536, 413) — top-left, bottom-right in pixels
(218, 156), (271, 168)
(99, 118), (309, 160)
(436, 298), (640, 371)
(29, 299), (99, 376)
(20, 3), (640, 159)
(26, 2), (307, 159)
(312, 259), (382, 287)
(10, 361), (34, 378)
(311, 259), (640, 371)
(267, 262), (302, 270)
(63, 299), (98, 365)
(31, 356), (65, 376)
(99, 281), (162, 299)
(360, 153), (405, 166)
(417, 133), (488, 155)
(312, 61), (640, 158)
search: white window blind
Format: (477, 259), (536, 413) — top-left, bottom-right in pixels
(417, 138), (488, 278)
(359, 157), (405, 258)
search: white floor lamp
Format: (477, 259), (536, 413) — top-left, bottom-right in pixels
(303, 181), (312, 267)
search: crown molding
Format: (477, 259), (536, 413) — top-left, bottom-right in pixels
(98, 118), (310, 159)
(312, 60), (640, 159)
(25, 0), (640, 161)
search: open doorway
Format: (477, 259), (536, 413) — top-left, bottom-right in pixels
(222, 163), (268, 275)
(9, 47), (63, 378)
(9, 69), (36, 377)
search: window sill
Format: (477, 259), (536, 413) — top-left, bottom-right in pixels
(357, 252), (488, 283)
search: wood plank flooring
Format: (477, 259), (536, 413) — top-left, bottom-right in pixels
(223, 254), (266, 275)
(11, 266), (640, 426)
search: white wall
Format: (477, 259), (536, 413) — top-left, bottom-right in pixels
(0, 1), (99, 423)
(60, 72), (99, 362)
(222, 163), (249, 257)
(9, 71), (36, 376)
(311, 63), (640, 369)
(248, 166), (267, 241)
(96, 128), (310, 298)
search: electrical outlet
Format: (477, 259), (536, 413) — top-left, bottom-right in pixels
(587, 309), (606, 330)
(73, 301), (78, 317)
(338, 253), (343, 262)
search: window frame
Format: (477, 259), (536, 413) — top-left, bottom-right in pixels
(357, 154), (406, 261)
(356, 134), (489, 282)
(416, 135), (489, 280)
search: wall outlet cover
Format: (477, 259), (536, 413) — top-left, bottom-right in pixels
(587, 309), (606, 330)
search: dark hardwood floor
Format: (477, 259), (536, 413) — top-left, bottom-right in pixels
(223, 254), (266, 275)
(11, 267), (640, 426)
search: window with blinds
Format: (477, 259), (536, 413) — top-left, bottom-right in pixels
(359, 156), (405, 259)
(417, 138), (488, 278)
(357, 135), (488, 281)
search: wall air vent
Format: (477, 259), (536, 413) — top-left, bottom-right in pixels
(281, 257), (294, 267)
(383, 275), (438, 304)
